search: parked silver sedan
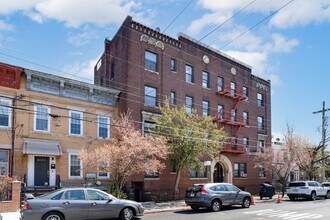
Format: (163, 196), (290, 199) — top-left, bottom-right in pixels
(185, 183), (252, 212)
(21, 188), (144, 220)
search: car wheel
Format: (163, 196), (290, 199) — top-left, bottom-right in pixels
(289, 196), (295, 201)
(210, 199), (221, 212)
(310, 191), (316, 201)
(191, 206), (199, 211)
(242, 197), (251, 208)
(119, 207), (134, 220)
(42, 212), (64, 220)
(325, 191), (330, 199)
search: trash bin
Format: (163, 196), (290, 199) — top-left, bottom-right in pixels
(259, 183), (275, 200)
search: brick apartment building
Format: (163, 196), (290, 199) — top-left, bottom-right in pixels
(0, 63), (120, 189)
(94, 16), (272, 199)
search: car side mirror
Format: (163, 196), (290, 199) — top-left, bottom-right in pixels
(108, 198), (113, 202)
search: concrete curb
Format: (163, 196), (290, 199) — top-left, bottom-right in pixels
(145, 206), (191, 214)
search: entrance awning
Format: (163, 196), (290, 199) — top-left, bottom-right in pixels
(23, 139), (62, 156)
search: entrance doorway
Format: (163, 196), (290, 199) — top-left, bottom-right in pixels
(34, 156), (49, 186)
(213, 162), (224, 183)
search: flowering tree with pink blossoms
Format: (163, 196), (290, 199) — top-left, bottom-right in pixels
(80, 112), (168, 198)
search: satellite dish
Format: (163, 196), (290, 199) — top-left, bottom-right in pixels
(156, 27), (160, 32)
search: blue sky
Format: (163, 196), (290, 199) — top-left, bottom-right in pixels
(0, 0), (330, 143)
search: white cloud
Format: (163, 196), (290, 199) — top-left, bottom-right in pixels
(270, 0), (330, 29)
(225, 50), (268, 77)
(197, 0), (330, 29)
(264, 34), (299, 53)
(62, 58), (99, 83)
(67, 26), (98, 46)
(0, 0), (151, 28)
(0, 20), (14, 31)
(187, 11), (233, 35)
(0, 0), (43, 15)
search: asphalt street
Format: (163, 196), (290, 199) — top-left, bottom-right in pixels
(143, 198), (330, 220)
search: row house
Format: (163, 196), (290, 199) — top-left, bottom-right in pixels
(0, 62), (120, 189)
(94, 16), (272, 200)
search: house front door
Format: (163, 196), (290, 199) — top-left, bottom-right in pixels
(34, 156), (49, 186)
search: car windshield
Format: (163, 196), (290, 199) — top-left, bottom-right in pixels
(289, 182), (306, 187)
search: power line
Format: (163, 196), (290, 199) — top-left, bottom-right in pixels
(162, 0), (194, 34)
(219, 0), (295, 50)
(198, 0), (258, 42)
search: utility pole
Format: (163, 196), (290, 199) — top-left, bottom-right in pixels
(10, 96), (17, 177)
(313, 101), (330, 182)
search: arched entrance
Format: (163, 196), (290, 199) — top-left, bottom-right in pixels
(213, 162), (224, 183)
(210, 155), (233, 184)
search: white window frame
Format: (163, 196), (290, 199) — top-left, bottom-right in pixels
(69, 111), (83, 136)
(68, 152), (83, 179)
(98, 116), (110, 140)
(0, 98), (12, 129)
(34, 105), (50, 132)
(97, 164), (110, 179)
(0, 150), (9, 176)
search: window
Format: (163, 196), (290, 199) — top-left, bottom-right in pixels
(170, 160), (176, 173)
(144, 50), (158, 72)
(231, 109), (237, 121)
(0, 150), (9, 176)
(243, 111), (249, 125)
(243, 86), (249, 100)
(259, 164), (266, 177)
(110, 61), (115, 79)
(98, 116), (110, 139)
(170, 92), (176, 105)
(226, 184), (241, 192)
(217, 105), (224, 119)
(185, 65), (194, 83)
(35, 106), (50, 132)
(203, 100), (209, 116)
(63, 190), (85, 200)
(243, 137), (249, 151)
(0, 99), (11, 128)
(170, 58), (176, 71)
(70, 111), (83, 135)
(69, 154), (82, 178)
(185, 96), (193, 114)
(232, 137), (238, 150)
(87, 190), (110, 200)
(230, 82), (236, 96)
(258, 116), (264, 130)
(217, 77), (223, 91)
(144, 86), (157, 107)
(143, 121), (155, 135)
(190, 166), (207, 178)
(257, 93), (264, 107)
(98, 164), (110, 179)
(234, 163), (247, 178)
(202, 71), (210, 88)
(258, 139), (265, 152)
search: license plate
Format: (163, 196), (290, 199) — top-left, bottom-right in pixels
(190, 193), (195, 197)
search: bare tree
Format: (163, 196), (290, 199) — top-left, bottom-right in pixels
(295, 136), (330, 180)
(80, 112), (169, 198)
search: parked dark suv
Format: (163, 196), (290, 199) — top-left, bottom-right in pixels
(185, 183), (252, 212)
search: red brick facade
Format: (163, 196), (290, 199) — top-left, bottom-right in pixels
(0, 181), (21, 212)
(94, 16), (272, 200)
